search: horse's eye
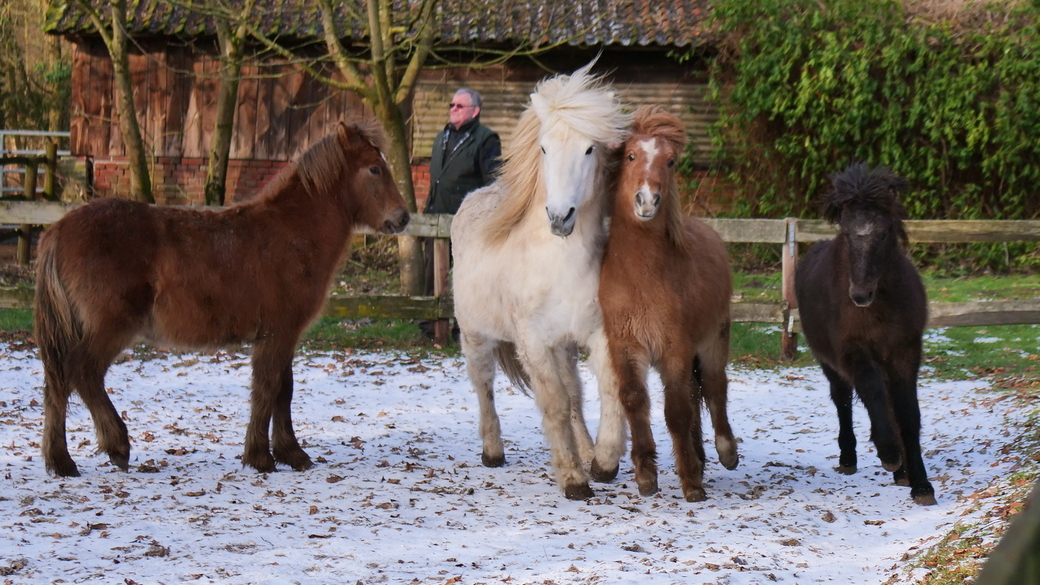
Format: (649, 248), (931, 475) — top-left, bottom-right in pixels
(369, 166), (381, 175)
(541, 146), (546, 155)
(585, 146), (594, 155)
(667, 159), (675, 168)
(627, 152), (635, 162)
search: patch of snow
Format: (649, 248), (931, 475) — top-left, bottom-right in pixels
(0, 344), (1027, 584)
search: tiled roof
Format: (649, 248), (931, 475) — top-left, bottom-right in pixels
(45, 0), (711, 48)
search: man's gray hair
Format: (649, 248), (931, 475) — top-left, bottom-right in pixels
(455, 88), (482, 109)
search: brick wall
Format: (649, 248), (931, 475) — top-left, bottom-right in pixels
(412, 159), (431, 212)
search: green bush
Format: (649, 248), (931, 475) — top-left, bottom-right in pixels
(706, 0), (1040, 271)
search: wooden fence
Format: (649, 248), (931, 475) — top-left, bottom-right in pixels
(2, 201), (1039, 356)
(0, 145), (60, 266)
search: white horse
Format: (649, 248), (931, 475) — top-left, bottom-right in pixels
(451, 62), (631, 499)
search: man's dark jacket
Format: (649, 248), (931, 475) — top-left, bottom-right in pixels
(424, 117), (501, 214)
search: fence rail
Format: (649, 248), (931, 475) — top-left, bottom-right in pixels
(1, 203), (1038, 356)
(1, 130), (69, 197)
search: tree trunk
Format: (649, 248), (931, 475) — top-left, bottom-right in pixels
(108, 0), (153, 203)
(47, 36), (64, 131)
(376, 101), (424, 295)
(205, 26), (244, 207)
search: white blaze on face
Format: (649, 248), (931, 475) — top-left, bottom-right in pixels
(853, 221), (875, 237)
(634, 138), (660, 219)
(639, 138), (659, 185)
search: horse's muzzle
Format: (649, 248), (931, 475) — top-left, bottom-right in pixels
(849, 283), (875, 307)
(634, 189), (660, 221)
(379, 207), (410, 235)
(547, 206), (576, 237)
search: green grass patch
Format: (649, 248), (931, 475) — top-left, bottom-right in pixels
(923, 273), (1040, 303)
(732, 272), (783, 304)
(732, 271), (1040, 305)
(0, 308), (32, 332)
(301, 316), (445, 353)
(922, 324), (1040, 380)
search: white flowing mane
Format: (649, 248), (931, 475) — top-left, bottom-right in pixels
(486, 64), (630, 244)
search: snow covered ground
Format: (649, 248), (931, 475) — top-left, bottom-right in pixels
(0, 343), (1030, 584)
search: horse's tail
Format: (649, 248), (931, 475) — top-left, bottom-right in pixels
(34, 230), (81, 387)
(494, 341), (532, 396)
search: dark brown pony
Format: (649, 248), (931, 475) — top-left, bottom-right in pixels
(35, 119), (409, 477)
(599, 106), (739, 502)
(795, 162), (936, 506)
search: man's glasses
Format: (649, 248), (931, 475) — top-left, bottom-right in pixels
(448, 103), (476, 110)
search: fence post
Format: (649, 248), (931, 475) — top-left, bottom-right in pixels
(432, 236), (451, 345)
(44, 142), (57, 201)
(17, 158), (39, 267)
(781, 217), (799, 361)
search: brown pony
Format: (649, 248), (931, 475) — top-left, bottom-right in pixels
(35, 119), (409, 477)
(599, 105), (739, 501)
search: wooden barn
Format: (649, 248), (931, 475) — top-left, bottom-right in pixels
(45, 0), (729, 211)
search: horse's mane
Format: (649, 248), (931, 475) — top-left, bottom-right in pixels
(824, 162), (909, 246)
(254, 116), (388, 202)
(486, 63), (631, 243)
(629, 105), (691, 254)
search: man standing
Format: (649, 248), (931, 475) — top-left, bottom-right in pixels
(423, 88), (501, 296)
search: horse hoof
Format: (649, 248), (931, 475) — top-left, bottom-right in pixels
(894, 477), (910, 487)
(47, 458), (81, 478)
(637, 478), (658, 497)
(275, 448), (313, 471)
(913, 492), (938, 506)
(880, 456), (902, 473)
(481, 452), (506, 468)
(835, 464), (857, 475)
(288, 454), (314, 471)
(719, 452), (739, 471)
(244, 452), (277, 473)
(590, 459), (619, 482)
(564, 482), (594, 500)
(108, 451), (130, 472)
(683, 487), (707, 502)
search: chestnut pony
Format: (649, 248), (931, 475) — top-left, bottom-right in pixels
(35, 119), (409, 477)
(599, 106), (739, 501)
(795, 163), (936, 506)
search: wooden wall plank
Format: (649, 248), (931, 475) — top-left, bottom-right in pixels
(148, 48), (167, 157)
(231, 63), (259, 159)
(305, 70), (334, 151)
(253, 62), (275, 160)
(69, 43), (90, 156)
(286, 68), (313, 157)
(163, 46), (192, 158)
(91, 42), (114, 159)
(198, 57), (219, 158)
(259, 62), (294, 161)
(182, 56), (207, 158)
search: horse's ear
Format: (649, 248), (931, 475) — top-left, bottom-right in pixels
(336, 120), (369, 152)
(337, 121), (352, 149)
